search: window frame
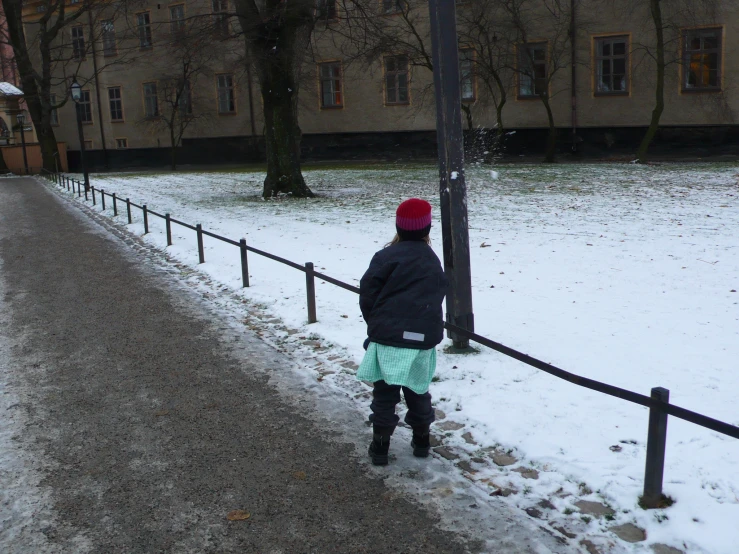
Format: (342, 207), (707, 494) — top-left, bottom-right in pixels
(78, 90), (93, 124)
(459, 48), (476, 102)
(169, 4), (186, 38)
(593, 35), (629, 96)
(115, 138), (128, 149)
(212, 0), (230, 36)
(682, 27), (722, 93)
(84, 139), (93, 150)
(71, 25), (86, 60)
(101, 19), (117, 57)
(108, 86), (124, 122)
(517, 41), (548, 99)
(383, 55), (410, 106)
(137, 12), (153, 49)
(317, 0), (338, 21)
(319, 61), (343, 109)
(381, 0), (403, 15)
(216, 74), (236, 114)
(143, 81), (159, 119)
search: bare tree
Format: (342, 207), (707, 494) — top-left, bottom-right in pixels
(139, 20), (221, 170)
(234, 0), (316, 199)
(623, 0), (721, 162)
(501, 0), (575, 163)
(1, 0), (137, 171)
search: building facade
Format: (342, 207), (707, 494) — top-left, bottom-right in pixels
(21, 0), (739, 165)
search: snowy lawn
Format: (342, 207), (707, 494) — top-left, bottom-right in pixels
(61, 162), (739, 553)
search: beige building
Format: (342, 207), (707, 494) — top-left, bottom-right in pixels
(21, 0), (739, 165)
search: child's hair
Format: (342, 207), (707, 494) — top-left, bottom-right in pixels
(385, 233), (431, 248)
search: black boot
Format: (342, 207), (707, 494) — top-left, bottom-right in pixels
(411, 425), (431, 458)
(368, 426), (393, 466)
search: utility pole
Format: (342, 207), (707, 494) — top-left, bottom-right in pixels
(428, 0), (474, 350)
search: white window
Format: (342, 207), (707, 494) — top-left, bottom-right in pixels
(217, 74), (235, 113)
(143, 82), (159, 118)
(319, 62), (342, 108)
(518, 42), (547, 97)
(102, 19), (117, 56)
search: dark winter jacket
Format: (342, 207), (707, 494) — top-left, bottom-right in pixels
(359, 241), (448, 350)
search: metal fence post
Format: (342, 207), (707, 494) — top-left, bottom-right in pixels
(101, 189), (106, 211)
(113, 193), (118, 216)
(92, 187), (96, 205)
(84, 183), (88, 201)
(196, 224), (205, 263)
(240, 239), (250, 287)
(143, 205), (149, 234)
(305, 262), (317, 324)
(165, 213), (172, 246)
(66, 176), (70, 191)
(126, 198), (132, 224)
(642, 387), (670, 508)
(77, 181), (82, 198)
(72, 179), (76, 194)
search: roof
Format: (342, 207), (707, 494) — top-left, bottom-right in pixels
(0, 83), (24, 96)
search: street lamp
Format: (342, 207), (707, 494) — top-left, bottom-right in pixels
(70, 78), (90, 191)
(16, 112), (29, 175)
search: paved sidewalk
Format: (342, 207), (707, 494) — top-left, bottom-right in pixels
(0, 178), (570, 553)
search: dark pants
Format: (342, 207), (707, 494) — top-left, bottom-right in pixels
(369, 380), (435, 433)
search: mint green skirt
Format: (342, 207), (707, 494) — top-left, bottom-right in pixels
(356, 342), (437, 394)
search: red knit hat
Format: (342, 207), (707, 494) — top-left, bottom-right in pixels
(396, 198), (432, 240)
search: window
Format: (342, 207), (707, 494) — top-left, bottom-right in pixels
(77, 90), (92, 123)
(143, 82), (159, 118)
(137, 12), (152, 48)
(71, 25), (85, 59)
(101, 19), (117, 57)
(518, 42), (547, 98)
(36, 5), (46, 13)
(595, 36), (628, 95)
(50, 94), (59, 126)
(319, 62), (342, 108)
(317, 0), (337, 20)
(384, 55), (409, 104)
(84, 139), (93, 149)
(217, 74), (235, 113)
(108, 87), (124, 121)
(459, 49), (475, 101)
(179, 81), (192, 114)
(382, 0), (403, 14)
(212, 0), (229, 35)
(683, 28), (721, 91)
(170, 5), (186, 37)
(115, 138), (128, 149)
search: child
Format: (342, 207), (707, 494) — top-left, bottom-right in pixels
(357, 198), (448, 466)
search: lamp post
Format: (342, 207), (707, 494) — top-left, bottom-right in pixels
(428, 0), (474, 350)
(70, 79), (90, 191)
(16, 112), (29, 175)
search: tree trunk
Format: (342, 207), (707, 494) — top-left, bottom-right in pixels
(636, 0), (665, 163)
(541, 95), (557, 163)
(2, 0), (60, 172)
(170, 125), (178, 171)
(257, 53), (313, 199)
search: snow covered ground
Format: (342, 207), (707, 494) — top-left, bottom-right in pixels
(57, 162), (739, 553)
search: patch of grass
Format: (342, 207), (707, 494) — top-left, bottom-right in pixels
(563, 508), (574, 515)
(581, 516), (592, 524)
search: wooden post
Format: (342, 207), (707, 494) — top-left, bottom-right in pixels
(305, 262), (317, 324)
(196, 224), (205, 263)
(642, 387), (670, 508)
(165, 214), (172, 246)
(240, 239), (250, 287)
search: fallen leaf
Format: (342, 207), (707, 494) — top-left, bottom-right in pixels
(341, 314), (348, 318)
(480, 242), (491, 248)
(293, 471), (307, 480)
(609, 445), (623, 452)
(731, 289), (737, 293)
(154, 410), (169, 417)
(227, 510), (251, 521)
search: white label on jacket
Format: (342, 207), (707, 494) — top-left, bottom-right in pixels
(403, 331), (425, 342)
